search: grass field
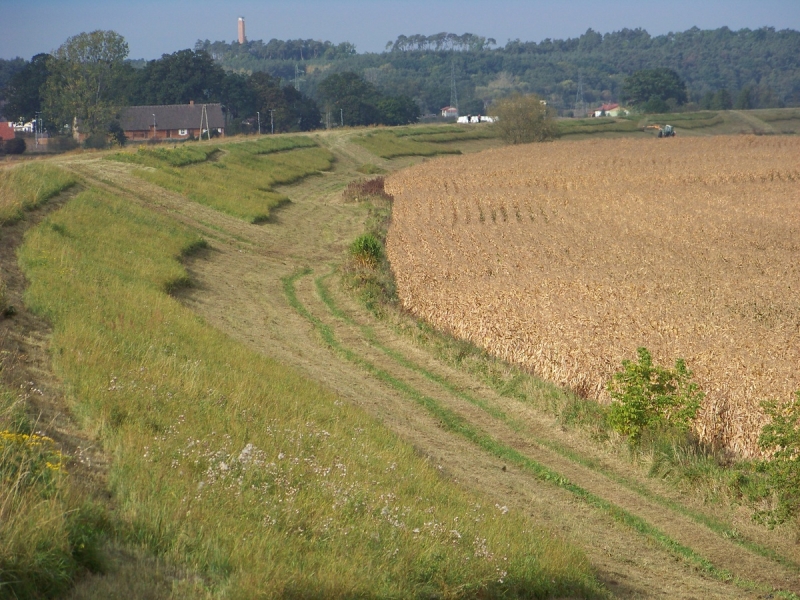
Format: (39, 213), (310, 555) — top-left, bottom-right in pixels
(386, 135), (800, 458)
(109, 137), (332, 223)
(6, 115), (800, 598)
(5, 142), (604, 598)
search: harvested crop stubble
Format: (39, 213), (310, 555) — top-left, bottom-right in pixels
(385, 136), (800, 457)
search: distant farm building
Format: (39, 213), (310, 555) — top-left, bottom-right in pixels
(119, 102), (226, 141)
(592, 103), (628, 117)
(441, 106), (459, 118)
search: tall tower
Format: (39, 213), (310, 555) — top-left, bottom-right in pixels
(238, 17), (246, 44)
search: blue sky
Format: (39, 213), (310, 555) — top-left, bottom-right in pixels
(3, 0), (799, 60)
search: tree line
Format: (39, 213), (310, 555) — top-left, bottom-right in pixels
(195, 26), (800, 116)
(0, 31), (420, 145)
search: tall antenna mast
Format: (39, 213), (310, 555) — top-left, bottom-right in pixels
(450, 61), (459, 112)
(294, 64), (305, 90)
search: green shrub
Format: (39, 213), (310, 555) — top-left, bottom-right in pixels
(350, 233), (383, 267)
(607, 347), (703, 445)
(4, 137), (26, 155)
(755, 391), (800, 527)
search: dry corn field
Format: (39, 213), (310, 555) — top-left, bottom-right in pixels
(386, 136), (800, 457)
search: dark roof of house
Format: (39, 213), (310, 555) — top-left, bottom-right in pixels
(120, 103), (225, 131)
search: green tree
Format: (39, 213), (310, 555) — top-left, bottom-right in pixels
(4, 54), (51, 123)
(735, 86), (753, 109)
(43, 30), (129, 135)
(375, 95), (419, 126)
(623, 68), (688, 109)
(317, 72), (381, 126)
(710, 88), (733, 110)
(133, 49), (225, 106)
(491, 93), (557, 144)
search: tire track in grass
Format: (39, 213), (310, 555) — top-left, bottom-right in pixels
(283, 268), (798, 599)
(312, 271), (800, 579)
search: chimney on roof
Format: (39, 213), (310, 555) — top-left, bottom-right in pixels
(238, 17), (246, 44)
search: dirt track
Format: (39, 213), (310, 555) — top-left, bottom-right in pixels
(32, 134), (800, 598)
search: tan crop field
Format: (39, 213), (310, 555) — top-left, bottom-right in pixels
(386, 136), (800, 457)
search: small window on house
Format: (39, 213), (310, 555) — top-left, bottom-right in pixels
(179, 129), (188, 136)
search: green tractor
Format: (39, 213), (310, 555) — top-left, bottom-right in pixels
(643, 124), (676, 137)
(658, 124), (676, 138)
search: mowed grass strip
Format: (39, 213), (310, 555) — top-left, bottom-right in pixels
(0, 163), (78, 225)
(287, 269), (800, 597)
(314, 271), (800, 577)
(17, 188), (604, 599)
(108, 137), (332, 223)
(353, 130), (463, 159)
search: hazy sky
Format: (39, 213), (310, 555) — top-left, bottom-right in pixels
(3, 0), (799, 60)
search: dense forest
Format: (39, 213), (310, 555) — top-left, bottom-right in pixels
(0, 25), (798, 144)
(197, 26), (800, 115)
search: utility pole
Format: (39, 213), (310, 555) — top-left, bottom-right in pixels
(152, 113), (156, 139)
(450, 61), (459, 113)
(34, 111), (40, 147)
(575, 73), (585, 117)
(294, 64), (305, 90)
(340, 108), (343, 127)
(269, 109), (274, 134)
(257, 111), (261, 134)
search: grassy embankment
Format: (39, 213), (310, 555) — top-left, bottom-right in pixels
(109, 136), (333, 223)
(0, 163), (101, 599)
(9, 144), (605, 598)
(353, 125), (497, 158)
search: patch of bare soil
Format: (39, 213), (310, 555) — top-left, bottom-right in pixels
(52, 136), (799, 598)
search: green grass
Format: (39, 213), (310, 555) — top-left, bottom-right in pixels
(109, 144), (221, 168)
(353, 130), (463, 159)
(641, 112), (724, 129)
(557, 118), (641, 136)
(317, 269), (800, 579)
(0, 387), (106, 599)
(286, 269), (800, 596)
(0, 163), (78, 225)
(17, 185), (605, 598)
(109, 137), (333, 223)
